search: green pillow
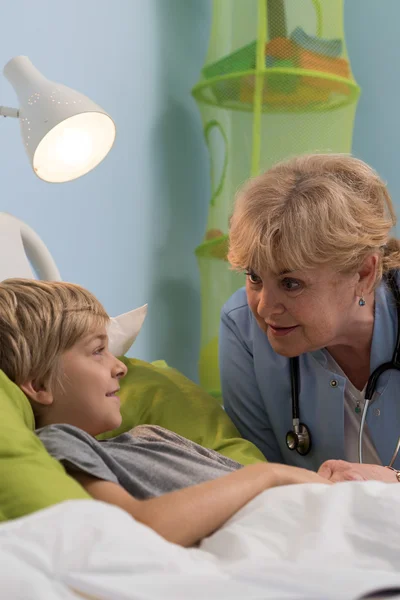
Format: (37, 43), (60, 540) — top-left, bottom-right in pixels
(0, 357), (265, 524)
(0, 370), (89, 523)
(98, 357), (266, 465)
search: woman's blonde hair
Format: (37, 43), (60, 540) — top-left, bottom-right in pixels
(228, 154), (400, 282)
(0, 279), (109, 390)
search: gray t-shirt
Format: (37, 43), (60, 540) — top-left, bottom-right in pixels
(36, 424), (242, 499)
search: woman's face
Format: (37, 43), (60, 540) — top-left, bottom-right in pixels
(245, 265), (362, 357)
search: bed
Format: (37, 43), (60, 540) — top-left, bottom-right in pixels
(2, 482), (400, 600)
(1, 213), (400, 600)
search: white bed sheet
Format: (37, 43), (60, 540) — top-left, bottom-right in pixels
(1, 481), (400, 600)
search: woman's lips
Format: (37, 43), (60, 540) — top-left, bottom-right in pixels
(268, 324), (299, 337)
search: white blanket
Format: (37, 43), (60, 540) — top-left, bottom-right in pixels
(1, 481), (400, 600)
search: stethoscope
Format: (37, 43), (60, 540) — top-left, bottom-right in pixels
(285, 272), (400, 466)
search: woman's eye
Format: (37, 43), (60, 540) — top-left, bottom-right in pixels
(281, 278), (301, 292)
(245, 271), (262, 285)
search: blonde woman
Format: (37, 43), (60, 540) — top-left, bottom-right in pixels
(220, 154), (400, 483)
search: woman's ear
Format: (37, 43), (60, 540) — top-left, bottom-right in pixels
(20, 380), (54, 406)
(355, 254), (379, 296)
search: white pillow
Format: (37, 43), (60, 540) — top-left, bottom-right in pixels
(107, 304), (148, 356)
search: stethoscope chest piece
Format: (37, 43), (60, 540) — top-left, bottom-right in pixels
(286, 422), (312, 456)
(288, 355), (312, 456)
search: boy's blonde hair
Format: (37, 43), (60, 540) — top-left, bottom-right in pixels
(0, 279), (109, 389)
(228, 154), (400, 283)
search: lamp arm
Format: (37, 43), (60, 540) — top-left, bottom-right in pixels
(0, 106), (19, 118)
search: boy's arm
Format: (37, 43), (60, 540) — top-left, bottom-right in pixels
(73, 463), (328, 547)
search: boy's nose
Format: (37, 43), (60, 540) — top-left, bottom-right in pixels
(114, 358), (128, 379)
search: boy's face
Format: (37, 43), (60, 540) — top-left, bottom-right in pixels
(26, 325), (128, 436)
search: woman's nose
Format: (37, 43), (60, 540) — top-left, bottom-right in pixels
(257, 288), (284, 318)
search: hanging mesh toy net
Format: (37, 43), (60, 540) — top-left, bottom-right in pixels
(192, 0), (360, 400)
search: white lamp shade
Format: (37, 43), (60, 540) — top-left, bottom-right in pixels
(3, 56), (116, 183)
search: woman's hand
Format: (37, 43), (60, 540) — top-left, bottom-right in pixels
(317, 460), (398, 483)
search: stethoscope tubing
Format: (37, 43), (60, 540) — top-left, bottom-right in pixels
(358, 398), (370, 464)
(289, 272), (400, 464)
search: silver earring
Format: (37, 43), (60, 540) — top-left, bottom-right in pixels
(359, 295), (366, 307)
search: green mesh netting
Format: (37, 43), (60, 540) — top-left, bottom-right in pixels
(193, 0), (360, 400)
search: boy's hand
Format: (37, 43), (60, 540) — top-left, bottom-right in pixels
(266, 463), (332, 488)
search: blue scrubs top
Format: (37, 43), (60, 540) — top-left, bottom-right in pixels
(219, 275), (400, 470)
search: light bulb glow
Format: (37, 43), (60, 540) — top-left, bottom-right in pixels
(33, 112), (115, 183)
(53, 128), (94, 166)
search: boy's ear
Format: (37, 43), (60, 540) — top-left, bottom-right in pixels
(20, 380), (54, 406)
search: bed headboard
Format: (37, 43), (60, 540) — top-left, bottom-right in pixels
(0, 212), (147, 356)
(0, 213), (61, 281)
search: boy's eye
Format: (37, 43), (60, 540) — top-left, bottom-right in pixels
(281, 278), (301, 292)
(245, 270), (262, 285)
(94, 346), (105, 355)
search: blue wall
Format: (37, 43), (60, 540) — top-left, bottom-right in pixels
(345, 0), (400, 222)
(0, 0), (211, 381)
(1, 0), (398, 381)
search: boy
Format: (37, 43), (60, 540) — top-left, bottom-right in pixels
(0, 279), (328, 547)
